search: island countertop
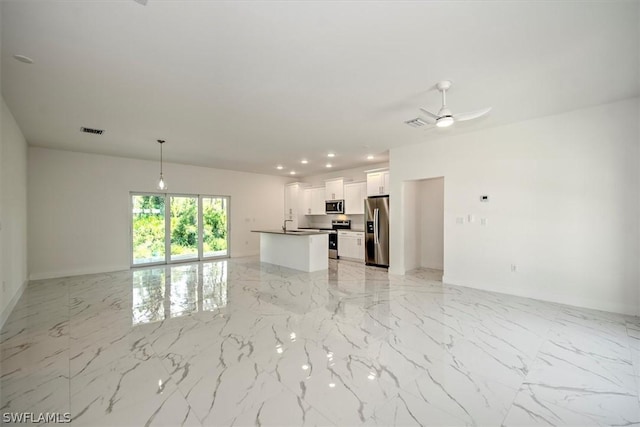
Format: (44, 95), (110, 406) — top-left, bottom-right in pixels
(253, 230), (329, 272)
(251, 230), (332, 236)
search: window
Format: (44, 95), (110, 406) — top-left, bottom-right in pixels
(131, 193), (229, 266)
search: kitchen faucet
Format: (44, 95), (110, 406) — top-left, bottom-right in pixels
(282, 219), (293, 232)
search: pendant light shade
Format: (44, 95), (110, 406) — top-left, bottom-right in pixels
(157, 139), (167, 190)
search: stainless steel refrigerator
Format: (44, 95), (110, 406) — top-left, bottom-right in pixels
(365, 195), (389, 267)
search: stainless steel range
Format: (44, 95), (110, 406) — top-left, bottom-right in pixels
(329, 220), (351, 259)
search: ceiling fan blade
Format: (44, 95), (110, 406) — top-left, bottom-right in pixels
(453, 107), (492, 122)
(419, 107), (440, 121)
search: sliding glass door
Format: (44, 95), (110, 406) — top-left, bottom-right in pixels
(131, 193), (229, 266)
(202, 197), (228, 258)
(170, 196), (199, 262)
(132, 194), (166, 265)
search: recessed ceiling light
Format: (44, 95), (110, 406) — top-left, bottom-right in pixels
(326, 163), (332, 168)
(367, 155), (374, 160)
(276, 165), (284, 170)
(13, 54), (34, 64)
(301, 159), (308, 164)
(327, 153), (335, 158)
(290, 171), (296, 175)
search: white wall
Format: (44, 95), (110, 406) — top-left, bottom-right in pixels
(390, 98), (640, 315)
(420, 177), (444, 270)
(402, 180), (420, 271)
(28, 147), (291, 279)
(0, 97), (29, 326)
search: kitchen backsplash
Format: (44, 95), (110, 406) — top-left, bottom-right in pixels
(307, 214), (365, 231)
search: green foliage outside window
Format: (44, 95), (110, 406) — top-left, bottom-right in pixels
(132, 195), (227, 262)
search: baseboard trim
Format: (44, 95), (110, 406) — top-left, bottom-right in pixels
(29, 265), (130, 281)
(442, 275), (639, 317)
(1, 279), (28, 329)
(229, 251), (259, 258)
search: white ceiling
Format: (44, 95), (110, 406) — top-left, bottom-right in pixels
(1, 1), (638, 177)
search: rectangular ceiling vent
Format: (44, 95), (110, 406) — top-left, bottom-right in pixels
(80, 127), (105, 135)
(404, 118), (428, 128)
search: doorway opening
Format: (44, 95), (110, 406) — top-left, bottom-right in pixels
(402, 177), (444, 280)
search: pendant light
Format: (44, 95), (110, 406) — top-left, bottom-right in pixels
(157, 139), (167, 191)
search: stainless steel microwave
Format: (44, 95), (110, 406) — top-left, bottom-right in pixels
(325, 200), (344, 214)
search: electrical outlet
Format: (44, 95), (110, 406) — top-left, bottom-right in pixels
(510, 264), (517, 273)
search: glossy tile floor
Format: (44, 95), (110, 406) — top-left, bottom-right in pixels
(2, 257), (640, 426)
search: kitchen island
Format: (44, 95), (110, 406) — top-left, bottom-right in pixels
(251, 230), (329, 272)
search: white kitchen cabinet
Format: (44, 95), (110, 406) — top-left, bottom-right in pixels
(366, 171), (390, 196)
(302, 188), (312, 215)
(344, 182), (366, 215)
(310, 187), (326, 215)
(284, 182), (308, 228)
(338, 231), (365, 261)
(325, 178), (344, 201)
(303, 187), (326, 215)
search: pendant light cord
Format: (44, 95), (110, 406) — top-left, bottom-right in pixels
(158, 139), (165, 177)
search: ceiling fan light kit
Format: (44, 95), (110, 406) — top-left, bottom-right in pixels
(436, 116), (454, 128)
(408, 80), (491, 129)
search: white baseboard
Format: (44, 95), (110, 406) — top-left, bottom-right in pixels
(229, 251), (259, 258)
(1, 279), (28, 329)
(29, 265), (130, 281)
(442, 275), (639, 317)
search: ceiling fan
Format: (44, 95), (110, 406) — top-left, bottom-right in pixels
(406, 80), (491, 129)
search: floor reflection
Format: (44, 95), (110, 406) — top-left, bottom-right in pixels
(132, 260), (228, 325)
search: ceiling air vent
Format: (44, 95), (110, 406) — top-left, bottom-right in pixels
(80, 127), (105, 135)
(404, 118), (428, 128)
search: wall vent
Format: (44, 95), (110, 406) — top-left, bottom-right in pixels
(80, 127), (105, 135)
(404, 118), (428, 128)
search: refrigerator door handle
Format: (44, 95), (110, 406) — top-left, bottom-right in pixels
(374, 208), (379, 244)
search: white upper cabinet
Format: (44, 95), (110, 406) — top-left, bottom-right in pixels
(302, 187), (326, 215)
(302, 188), (312, 215)
(366, 171), (390, 196)
(310, 187), (326, 215)
(284, 183), (296, 220)
(284, 182), (308, 228)
(344, 182), (366, 215)
(325, 178), (344, 200)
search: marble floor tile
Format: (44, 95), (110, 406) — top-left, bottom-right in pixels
(1, 256), (639, 427)
(503, 382), (640, 426)
(70, 348), (176, 424)
(362, 391), (466, 426)
(70, 388), (201, 427)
